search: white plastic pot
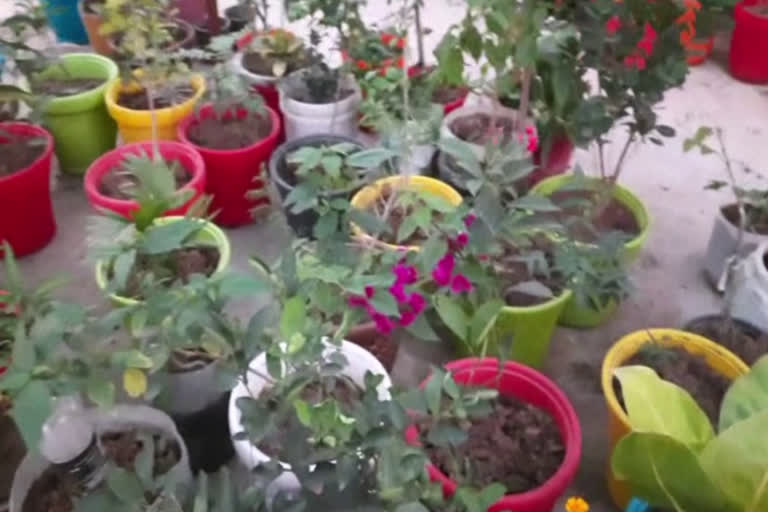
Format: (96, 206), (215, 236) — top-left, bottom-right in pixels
(227, 341), (391, 491)
(230, 51), (280, 87)
(727, 241), (768, 332)
(441, 104), (519, 161)
(161, 361), (224, 416)
(10, 405), (193, 512)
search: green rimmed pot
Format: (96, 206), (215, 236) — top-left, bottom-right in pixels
(558, 296), (619, 329)
(36, 53), (119, 174)
(531, 174), (651, 263)
(94, 216), (232, 307)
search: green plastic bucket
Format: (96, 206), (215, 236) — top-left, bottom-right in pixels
(558, 296), (619, 329)
(38, 53), (118, 174)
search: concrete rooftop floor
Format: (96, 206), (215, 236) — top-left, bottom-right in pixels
(4, 1), (768, 511)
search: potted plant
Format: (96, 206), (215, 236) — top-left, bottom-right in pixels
(225, 0), (268, 32)
(600, 328), (749, 509)
(178, 46), (281, 228)
(101, 0), (205, 143)
(611, 355), (768, 511)
(729, 0), (768, 83)
(78, 0), (112, 55)
(42, 0), (89, 45)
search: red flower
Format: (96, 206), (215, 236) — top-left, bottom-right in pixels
(393, 263), (419, 284)
(396, 56), (405, 69)
(408, 293), (426, 315)
(624, 55), (647, 70)
(605, 16), (621, 35)
(365, 286), (375, 298)
(372, 312), (395, 334)
(684, 0), (701, 9)
(380, 33), (395, 45)
(389, 282), (408, 303)
(357, 59), (370, 71)
(396, 38), (406, 50)
(637, 23), (657, 57)
(348, 295), (367, 308)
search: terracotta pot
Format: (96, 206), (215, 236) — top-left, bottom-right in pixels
(77, 0), (113, 56)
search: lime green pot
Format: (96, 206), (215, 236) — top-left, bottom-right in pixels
(95, 216), (232, 307)
(558, 296), (619, 329)
(530, 174), (651, 263)
(38, 53), (118, 174)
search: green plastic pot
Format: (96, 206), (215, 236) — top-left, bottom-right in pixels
(530, 174), (651, 263)
(95, 216), (232, 307)
(37, 53), (118, 174)
(558, 296), (619, 329)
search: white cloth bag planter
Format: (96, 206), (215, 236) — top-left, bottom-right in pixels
(227, 341), (391, 492)
(728, 241), (768, 332)
(230, 51), (279, 87)
(10, 405), (193, 512)
(703, 207), (768, 292)
(279, 70), (362, 142)
(162, 361), (223, 416)
(441, 104), (519, 161)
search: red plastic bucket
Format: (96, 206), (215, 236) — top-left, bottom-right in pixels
(178, 104), (281, 227)
(0, 123), (56, 258)
(405, 357), (582, 512)
(530, 135), (574, 186)
(83, 141), (206, 219)
(730, 0), (768, 83)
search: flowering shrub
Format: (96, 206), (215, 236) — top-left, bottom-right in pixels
(343, 29), (406, 80)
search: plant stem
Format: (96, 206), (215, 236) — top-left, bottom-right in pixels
(516, 67), (533, 136)
(608, 130), (635, 186)
(597, 139), (607, 180)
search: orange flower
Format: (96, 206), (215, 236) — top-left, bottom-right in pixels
(565, 497), (589, 512)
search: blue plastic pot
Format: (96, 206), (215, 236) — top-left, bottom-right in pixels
(0, 55), (5, 72)
(42, 0), (88, 45)
(626, 499), (650, 512)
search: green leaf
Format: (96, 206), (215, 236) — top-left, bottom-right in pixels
(336, 454), (358, 491)
(479, 483), (506, 508)
(141, 220), (203, 255)
(115, 349), (155, 369)
(2, 241), (23, 291)
(509, 195), (560, 213)
(368, 291), (399, 316)
(134, 433), (155, 488)
(426, 425), (468, 446)
(345, 148), (397, 169)
(218, 273), (270, 298)
(424, 370), (443, 416)
(107, 467), (145, 504)
(719, 355), (768, 431)
(320, 155), (343, 179)
(0, 84), (33, 102)
(434, 295), (469, 342)
(395, 503), (429, 512)
(314, 211), (339, 239)
(469, 299), (504, 347)
(293, 399), (311, 427)
(280, 296), (306, 339)
(11, 380), (51, 449)
(436, 35), (464, 85)
(87, 376), (115, 409)
(193, 472), (208, 512)
(396, 215), (420, 244)
(404, 314), (439, 342)
(111, 249), (136, 293)
(614, 365), (714, 450)
(459, 23), (483, 60)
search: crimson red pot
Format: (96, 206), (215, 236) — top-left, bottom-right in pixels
(405, 357), (582, 512)
(530, 134), (574, 186)
(83, 141), (206, 219)
(178, 104), (281, 227)
(730, 0), (768, 83)
(0, 123), (56, 258)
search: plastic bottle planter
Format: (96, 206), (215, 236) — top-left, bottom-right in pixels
(600, 329), (748, 510)
(405, 358), (582, 512)
(530, 174), (651, 264)
(104, 75), (206, 143)
(727, 242), (768, 332)
(42, 0), (88, 45)
(0, 123), (57, 258)
(38, 53), (119, 175)
(9, 405), (193, 512)
(77, 0), (112, 56)
(84, 141), (206, 219)
(228, 341), (392, 492)
(730, 0), (768, 84)
(177, 104), (281, 227)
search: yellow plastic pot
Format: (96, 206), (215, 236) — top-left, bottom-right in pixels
(104, 75), (206, 143)
(531, 175), (651, 263)
(600, 328), (749, 510)
(94, 216), (231, 307)
(350, 176), (463, 251)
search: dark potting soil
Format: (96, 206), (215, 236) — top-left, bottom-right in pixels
(35, 78), (104, 97)
(722, 203), (768, 235)
(686, 317), (768, 366)
(257, 376), (362, 457)
(22, 430), (180, 512)
(450, 113), (515, 145)
(424, 394), (564, 493)
(547, 189), (640, 242)
(432, 86), (466, 105)
(494, 242), (564, 307)
(614, 343), (730, 427)
(0, 414), (26, 503)
(99, 160), (191, 200)
(289, 86), (354, 105)
(346, 323), (398, 372)
(120, 246), (220, 299)
(186, 114), (273, 150)
(172, 392), (234, 473)
(116, 83), (196, 110)
(242, 52), (305, 77)
(367, 185), (439, 246)
(0, 135), (45, 177)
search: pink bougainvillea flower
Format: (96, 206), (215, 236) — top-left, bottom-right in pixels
(464, 214), (477, 228)
(605, 16), (621, 35)
(364, 286), (375, 299)
(399, 310), (417, 327)
(432, 252), (455, 286)
(637, 23), (657, 57)
(393, 263), (419, 285)
(389, 281), (408, 303)
(408, 292), (427, 315)
(456, 232), (469, 248)
(348, 295), (367, 308)
(372, 312), (395, 334)
(450, 274), (473, 294)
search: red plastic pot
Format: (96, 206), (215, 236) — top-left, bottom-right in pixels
(530, 135), (574, 186)
(405, 357), (582, 512)
(84, 141), (206, 219)
(730, 0), (768, 83)
(407, 65), (468, 115)
(0, 123), (56, 258)
(178, 104), (281, 227)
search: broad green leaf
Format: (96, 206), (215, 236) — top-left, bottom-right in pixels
(611, 432), (735, 512)
(11, 380), (51, 449)
(0, 84), (33, 102)
(404, 314), (439, 342)
(479, 483), (506, 509)
(294, 399), (311, 427)
(434, 295), (469, 342)
(193, 472), (208, 512)
(218, 273), (270, 298)
(426, 424), (468, 447)
(87, 375), (115, 408)
(369, 291), (399, 316)
(280, 296), (306, 339)
(424, 370), (443, 416)
(141, 220), (203, 255)
(469, 299), (504, 347)
(345, 148), (396, 169)
(107, 467), (145, 504)
(335, 453), (358, 491)
(114, 349), (154, 369)
(395, 503), (429, 512)
(614, 366), (714, 450)
(719, 355), (768, 431)
(314, 211), (339, 239)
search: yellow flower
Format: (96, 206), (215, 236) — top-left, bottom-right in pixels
(565, 497), (589, 512)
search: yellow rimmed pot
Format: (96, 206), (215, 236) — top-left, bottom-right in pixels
(104, 74), (206, 143)
(94, 216), (232, 307)
(349, 176), (463, 251)
(600, 328), (749, 510)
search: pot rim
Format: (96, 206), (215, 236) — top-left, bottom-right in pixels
(36, 53), (118, 111)
(104, 74), (206, 121)
(0, 122), (55, 186)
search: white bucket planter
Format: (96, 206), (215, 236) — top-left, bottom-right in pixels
(703, 206), (768, 292)
(230, 51), (280, 87)
(9, 405), (192, 512)
(162, 361), (224, 416)
(227, 341), (391, 491)
(441, 104), (519, 161)
(728, 242), (768, 332)
(279, 70), (362, 142)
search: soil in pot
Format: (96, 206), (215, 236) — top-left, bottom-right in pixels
(242, 52), (307, 78)
(98, 159), (191, 200)
(546, 189), (640, 243)
(256, 376), (362, 458)
(686, 317), (768, 366)
(613, 343), (730, 426)
(186, 113), (272, 150)
(722, 203), (768, 235)
(0, 133), (46, 177)
(22, 429), (181, 512)
(34, 78), (105, 97)
(493, 239), (565, 307)
(424, 393), (564, 493)
(366, 185), (442, 246)
(450, 113), (515, 145)
(116, 83), (197, 110)
(346, 324), (398, 372)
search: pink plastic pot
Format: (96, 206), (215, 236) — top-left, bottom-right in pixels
(178, 104), (281, 227)
(530, 135), (574, 186)
(0, 123), (56, 258)
(405, 357), (582, 512)
(730, 0), (768, 83)
(84, 141), (206, 219)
